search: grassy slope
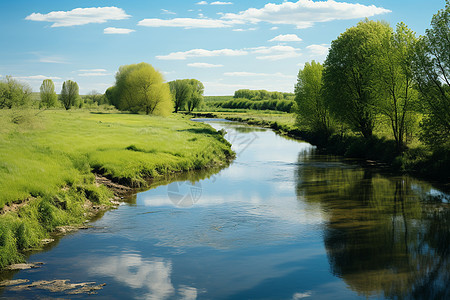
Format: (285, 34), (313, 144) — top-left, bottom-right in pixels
(0, 109), (233, 267)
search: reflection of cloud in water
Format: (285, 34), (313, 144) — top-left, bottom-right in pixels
(178, 286), (197, 300)
(292, 291), (312, 299)
(89, 253), (197, 300)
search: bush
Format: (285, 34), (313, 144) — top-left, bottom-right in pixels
(216, 98), (294, 112)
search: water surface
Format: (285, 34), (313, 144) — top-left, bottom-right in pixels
(1, 121), (449, 299)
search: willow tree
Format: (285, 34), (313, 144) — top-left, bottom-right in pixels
(114, 63), (172, 115)
(413, 0), (450, 148)
(40, 79), (57, 108)
(375, 23), (419, 152)
(60, 80), (79, 110)
(169, 79), (191, 113)
(186, 79), (204, 112)
(323, 20), (392, 138)
(294, 61), (332, 135)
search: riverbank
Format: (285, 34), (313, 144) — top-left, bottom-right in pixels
(190, 111), (449, 190)
(0, 109), (234, 268)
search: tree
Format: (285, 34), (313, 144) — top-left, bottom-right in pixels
(323, 20), (392, 138)
(294, 61), (332, 135)
(105, 86), (118, 107)
(88, 90), (103, 104)
(0, 76), (32, 109)
(60, 80), (79, 110)
(375, 23), (419, 152)
(113, 62), (172, 115)
(413, 0), (450, 148)
(169, 80), (191, 113)
(39, 79), (57, 109)
(186, 79), (204, 112)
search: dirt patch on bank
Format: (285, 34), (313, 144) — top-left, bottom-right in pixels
(95, 174), (132, 197)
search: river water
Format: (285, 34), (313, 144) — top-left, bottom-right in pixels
(1, 121), (449, 299)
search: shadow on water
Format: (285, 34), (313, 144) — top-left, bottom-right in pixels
(295, 148), (450, 299)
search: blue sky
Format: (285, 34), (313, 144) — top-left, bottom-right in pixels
(0, 0), (446, 95)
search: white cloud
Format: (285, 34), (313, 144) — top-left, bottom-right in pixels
(211, 1), (233, 5)
(104, 27), (135, 34)
(196, 1), (233, 4)
(36, 54), (68, 64)
(224, 72), (295, 78)
(187, 62), (224, 68)
(76, 69), (111, 77)
(248, 45), (302, 60)
(138, 1), (389, 32)
(138, 18), (240, 29)
(232, 27), (257, 32)
(270, 26), (279, 30)
(161, 9), (176, 15)
(25, 7), (130, 27)
(13, 75), (61, 80)
(156, 48), (247, 60)
(157, 45), (301, 61)
(306, 44), (330, 56)
(78, 72), (112, 77)
(269, 34), (302, 42)
(222, 0), (391, 29)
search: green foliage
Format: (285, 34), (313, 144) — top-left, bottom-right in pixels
(105, 86), (119, 107)
(0, 76), (32, 109)
(234, 89), (294, 101)
(204, 96), (233, 102)
(374, 23), (419, 152)
(186, 79), (204, 112)
(169, 79), (205, 113)
(324, 20), (392, 138)
(169, 79), (191, 113)
(112, 62), (173, 116)
(294, 61), (333, 136)
(80, 90), (109, 108)
(413, 1), (450, 148)
(215, 98), (294, 112)
(39, 79), (58, 109)
(59, 80), (79, 110)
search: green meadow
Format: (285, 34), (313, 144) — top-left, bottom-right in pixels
(0, 109), (233, 267)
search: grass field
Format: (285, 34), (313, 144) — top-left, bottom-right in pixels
(0, 109), (233, 267)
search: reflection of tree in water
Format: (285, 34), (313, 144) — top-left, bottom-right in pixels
(295, 150), (450, 299)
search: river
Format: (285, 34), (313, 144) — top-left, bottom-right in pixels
(1, 120), (449, 299)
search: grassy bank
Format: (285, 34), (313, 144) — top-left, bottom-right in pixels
(0, 109), (233, 268)
(192, 111), (450, 188)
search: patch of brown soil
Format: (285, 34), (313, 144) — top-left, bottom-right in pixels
(0, 197), (35, 215)
(95, 174), (132, 197)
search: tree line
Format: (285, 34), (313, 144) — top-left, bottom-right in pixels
(234, 89), (294, 101)
(209, 89), (295, 112)
(1, 62), (205, 115)
(295, 1), (449, 151)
